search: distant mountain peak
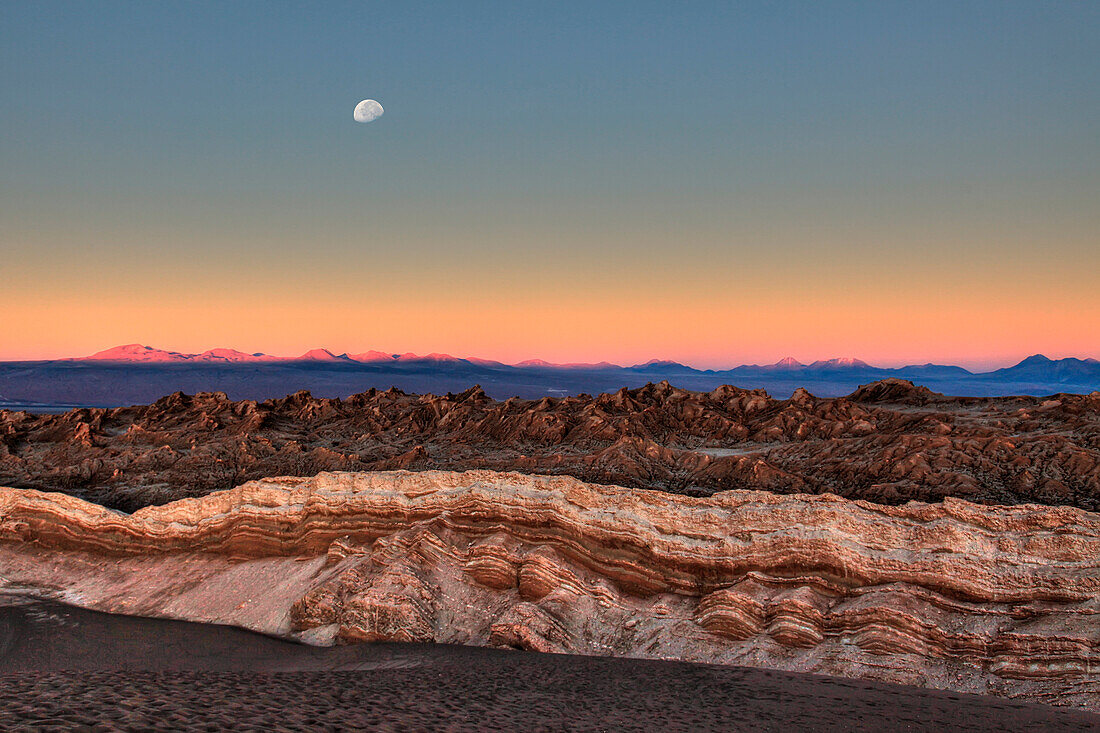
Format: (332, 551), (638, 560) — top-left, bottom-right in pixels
(992, 354), (1100, 383)
(298, 348), (346, 361)
(514, 358), (620, 369)
(348, 351), (396, 362)
(466, 357), (507, 367)
(772, 356), (805, 369)
(393, 352), (461, 362)
(86, 344), (186, 362)
(197, 348), (273, 362)
(808, 357), (870, 369)
(632, 359), (688, 370)
(201, 348), (250, 358)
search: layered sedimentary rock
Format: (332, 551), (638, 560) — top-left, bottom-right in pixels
(2, 380), (1098, 512)
(0, 470), (1097, 708)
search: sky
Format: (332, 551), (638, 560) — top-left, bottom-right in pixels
(1, 1), (1097, 369)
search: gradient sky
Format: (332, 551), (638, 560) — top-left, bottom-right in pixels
(2, 1), (1097, 369)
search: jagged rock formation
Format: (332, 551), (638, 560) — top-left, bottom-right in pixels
(0, 470), (1097, 709)
(1, 380), (1098, 512)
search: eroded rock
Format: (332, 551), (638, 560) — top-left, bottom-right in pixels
(0, 469), (1097, 708)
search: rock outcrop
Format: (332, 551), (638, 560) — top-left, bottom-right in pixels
(2, 381), (1098, 512)
(1, 470), (1097, 709)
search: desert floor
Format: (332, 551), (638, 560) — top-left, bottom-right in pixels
(0, 596), (1095, 732)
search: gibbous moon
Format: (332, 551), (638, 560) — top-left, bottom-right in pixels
(353, 99), (384, 123)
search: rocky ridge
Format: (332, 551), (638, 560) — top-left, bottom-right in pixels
(0, 470), (1097, 708)
(1, 380), (1097, 512)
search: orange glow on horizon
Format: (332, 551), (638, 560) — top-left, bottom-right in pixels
(5, 211), (1098, 370)
(3, 277), (1097, 370)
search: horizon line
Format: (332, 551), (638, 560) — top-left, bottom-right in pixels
(2, 343), (1097, 374)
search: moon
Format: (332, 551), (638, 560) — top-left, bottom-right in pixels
(353, 99), (384, 123)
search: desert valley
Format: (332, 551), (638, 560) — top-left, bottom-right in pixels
(4, 1), (1098, 729)
(1, 374), (1098, 725)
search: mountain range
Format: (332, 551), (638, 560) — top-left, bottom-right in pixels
(79, 345), (660, 370)
(0, 345), (1097, 410)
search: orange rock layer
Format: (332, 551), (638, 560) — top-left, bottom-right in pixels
(1, 470), (1097, 708)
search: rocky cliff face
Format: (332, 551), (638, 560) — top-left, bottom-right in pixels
(1, 470), (1096, 709)
(1, 380), (1098, 512)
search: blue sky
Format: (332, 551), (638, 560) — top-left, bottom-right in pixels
(2, 1), (1098, 366)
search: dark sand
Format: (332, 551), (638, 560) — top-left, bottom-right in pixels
(0, 598), (1095, 732)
